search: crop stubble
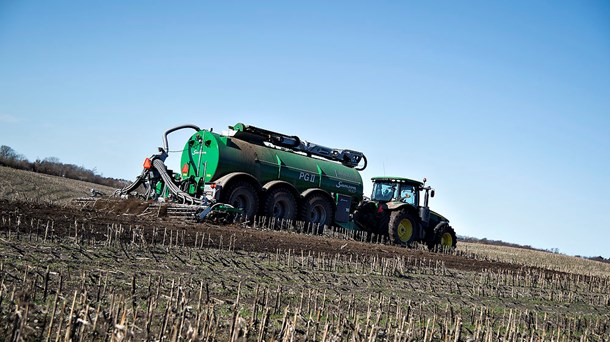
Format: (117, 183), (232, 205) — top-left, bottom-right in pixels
(0, 199), (609, 341)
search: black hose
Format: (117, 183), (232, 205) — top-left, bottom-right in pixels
(162, 124), (202, 153)
(152, 158), (204, 205)
(113, 168), (149, 197)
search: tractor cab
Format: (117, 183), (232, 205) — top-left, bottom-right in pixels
(371, 176), (436, 225)
(371, 177), (426, 208)
(370, 177), (422, 207)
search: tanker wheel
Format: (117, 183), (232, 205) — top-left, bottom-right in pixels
(388, 210), (418, 246)
(299, 194), (333, 234)
(220, 181), (259, 220)
(263, 188), (297, 220)
(428, 222), (457, 250)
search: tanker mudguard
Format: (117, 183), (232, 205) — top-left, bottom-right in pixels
(300, 187), (333, 200)
(262, 180), (298, 193)
(213, 172), (261, 189)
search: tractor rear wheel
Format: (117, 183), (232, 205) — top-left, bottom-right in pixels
(428, 222), (457, 250)
(220, 181), (259, 220)
(299, 194), (333, 234)
(263, 187), (297, 220)
(388, 210), (418, 246)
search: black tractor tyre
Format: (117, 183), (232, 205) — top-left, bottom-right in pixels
(387, 210), (419, 246)
(263, 187), (298, 221)
(220, 181), (259, 220)
(428, 222), (457, 250)
(299, 194), (333, 234)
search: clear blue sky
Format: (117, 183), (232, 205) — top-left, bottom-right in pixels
(1, 1), (609, 257)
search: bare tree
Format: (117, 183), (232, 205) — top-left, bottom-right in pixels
(0, 145), (18, 160)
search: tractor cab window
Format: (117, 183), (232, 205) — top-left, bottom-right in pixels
(398, 184), (417, 206)
(371, 182), (396, 201)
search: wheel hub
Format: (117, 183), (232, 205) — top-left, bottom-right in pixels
(310, 205), (326, 224)
(397, 219), (413, 242)
(441, 232), (453, 246)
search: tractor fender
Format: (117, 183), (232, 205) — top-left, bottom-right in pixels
(213, 172), (262, 192)
(385, 201), (414, 211)
(430, 210), (449, 223)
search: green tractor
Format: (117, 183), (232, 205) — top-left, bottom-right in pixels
(354, 177), (456, 249)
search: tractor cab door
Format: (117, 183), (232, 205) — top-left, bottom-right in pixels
(397, 184), (417, 206)
(371, 181), (396, 202)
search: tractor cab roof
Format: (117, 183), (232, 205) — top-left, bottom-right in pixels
(371, 176), (424, 187)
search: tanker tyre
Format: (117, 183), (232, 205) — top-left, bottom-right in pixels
(220, 181), (259, 221)
(263, 188), (297, 221)
(428, 222), (457, 250)
(299, 194), (333, 235)
(388, 210), (418, 246)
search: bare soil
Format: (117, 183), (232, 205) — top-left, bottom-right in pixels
(0, 199), (533, 274)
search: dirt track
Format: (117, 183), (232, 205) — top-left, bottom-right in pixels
(0, 198), (523, 274)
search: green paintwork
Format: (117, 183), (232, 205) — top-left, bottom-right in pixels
(179, 127), (363, 201)
(430, 210), (448, 222)
(429, 210), (449, 224)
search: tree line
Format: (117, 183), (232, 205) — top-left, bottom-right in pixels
(0, 145), (127, 188)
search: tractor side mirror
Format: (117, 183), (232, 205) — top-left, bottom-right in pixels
(431, 190), (435, 198)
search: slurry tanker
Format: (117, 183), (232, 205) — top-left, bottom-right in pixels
(116, 123), (456, 249)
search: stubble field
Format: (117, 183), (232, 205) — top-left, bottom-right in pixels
(0, 167), (608, 341)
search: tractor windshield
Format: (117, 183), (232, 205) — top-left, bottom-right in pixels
(371, 182), (396, 201)
(371, 181), (418, 205)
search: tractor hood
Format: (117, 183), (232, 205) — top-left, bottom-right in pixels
(430, 210), (449, 223)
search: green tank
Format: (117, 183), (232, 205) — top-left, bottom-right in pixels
(177, 123), (365, 227)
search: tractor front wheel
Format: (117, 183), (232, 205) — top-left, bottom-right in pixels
(428, 222), (457, 250)
(388, 210), (418, 246)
